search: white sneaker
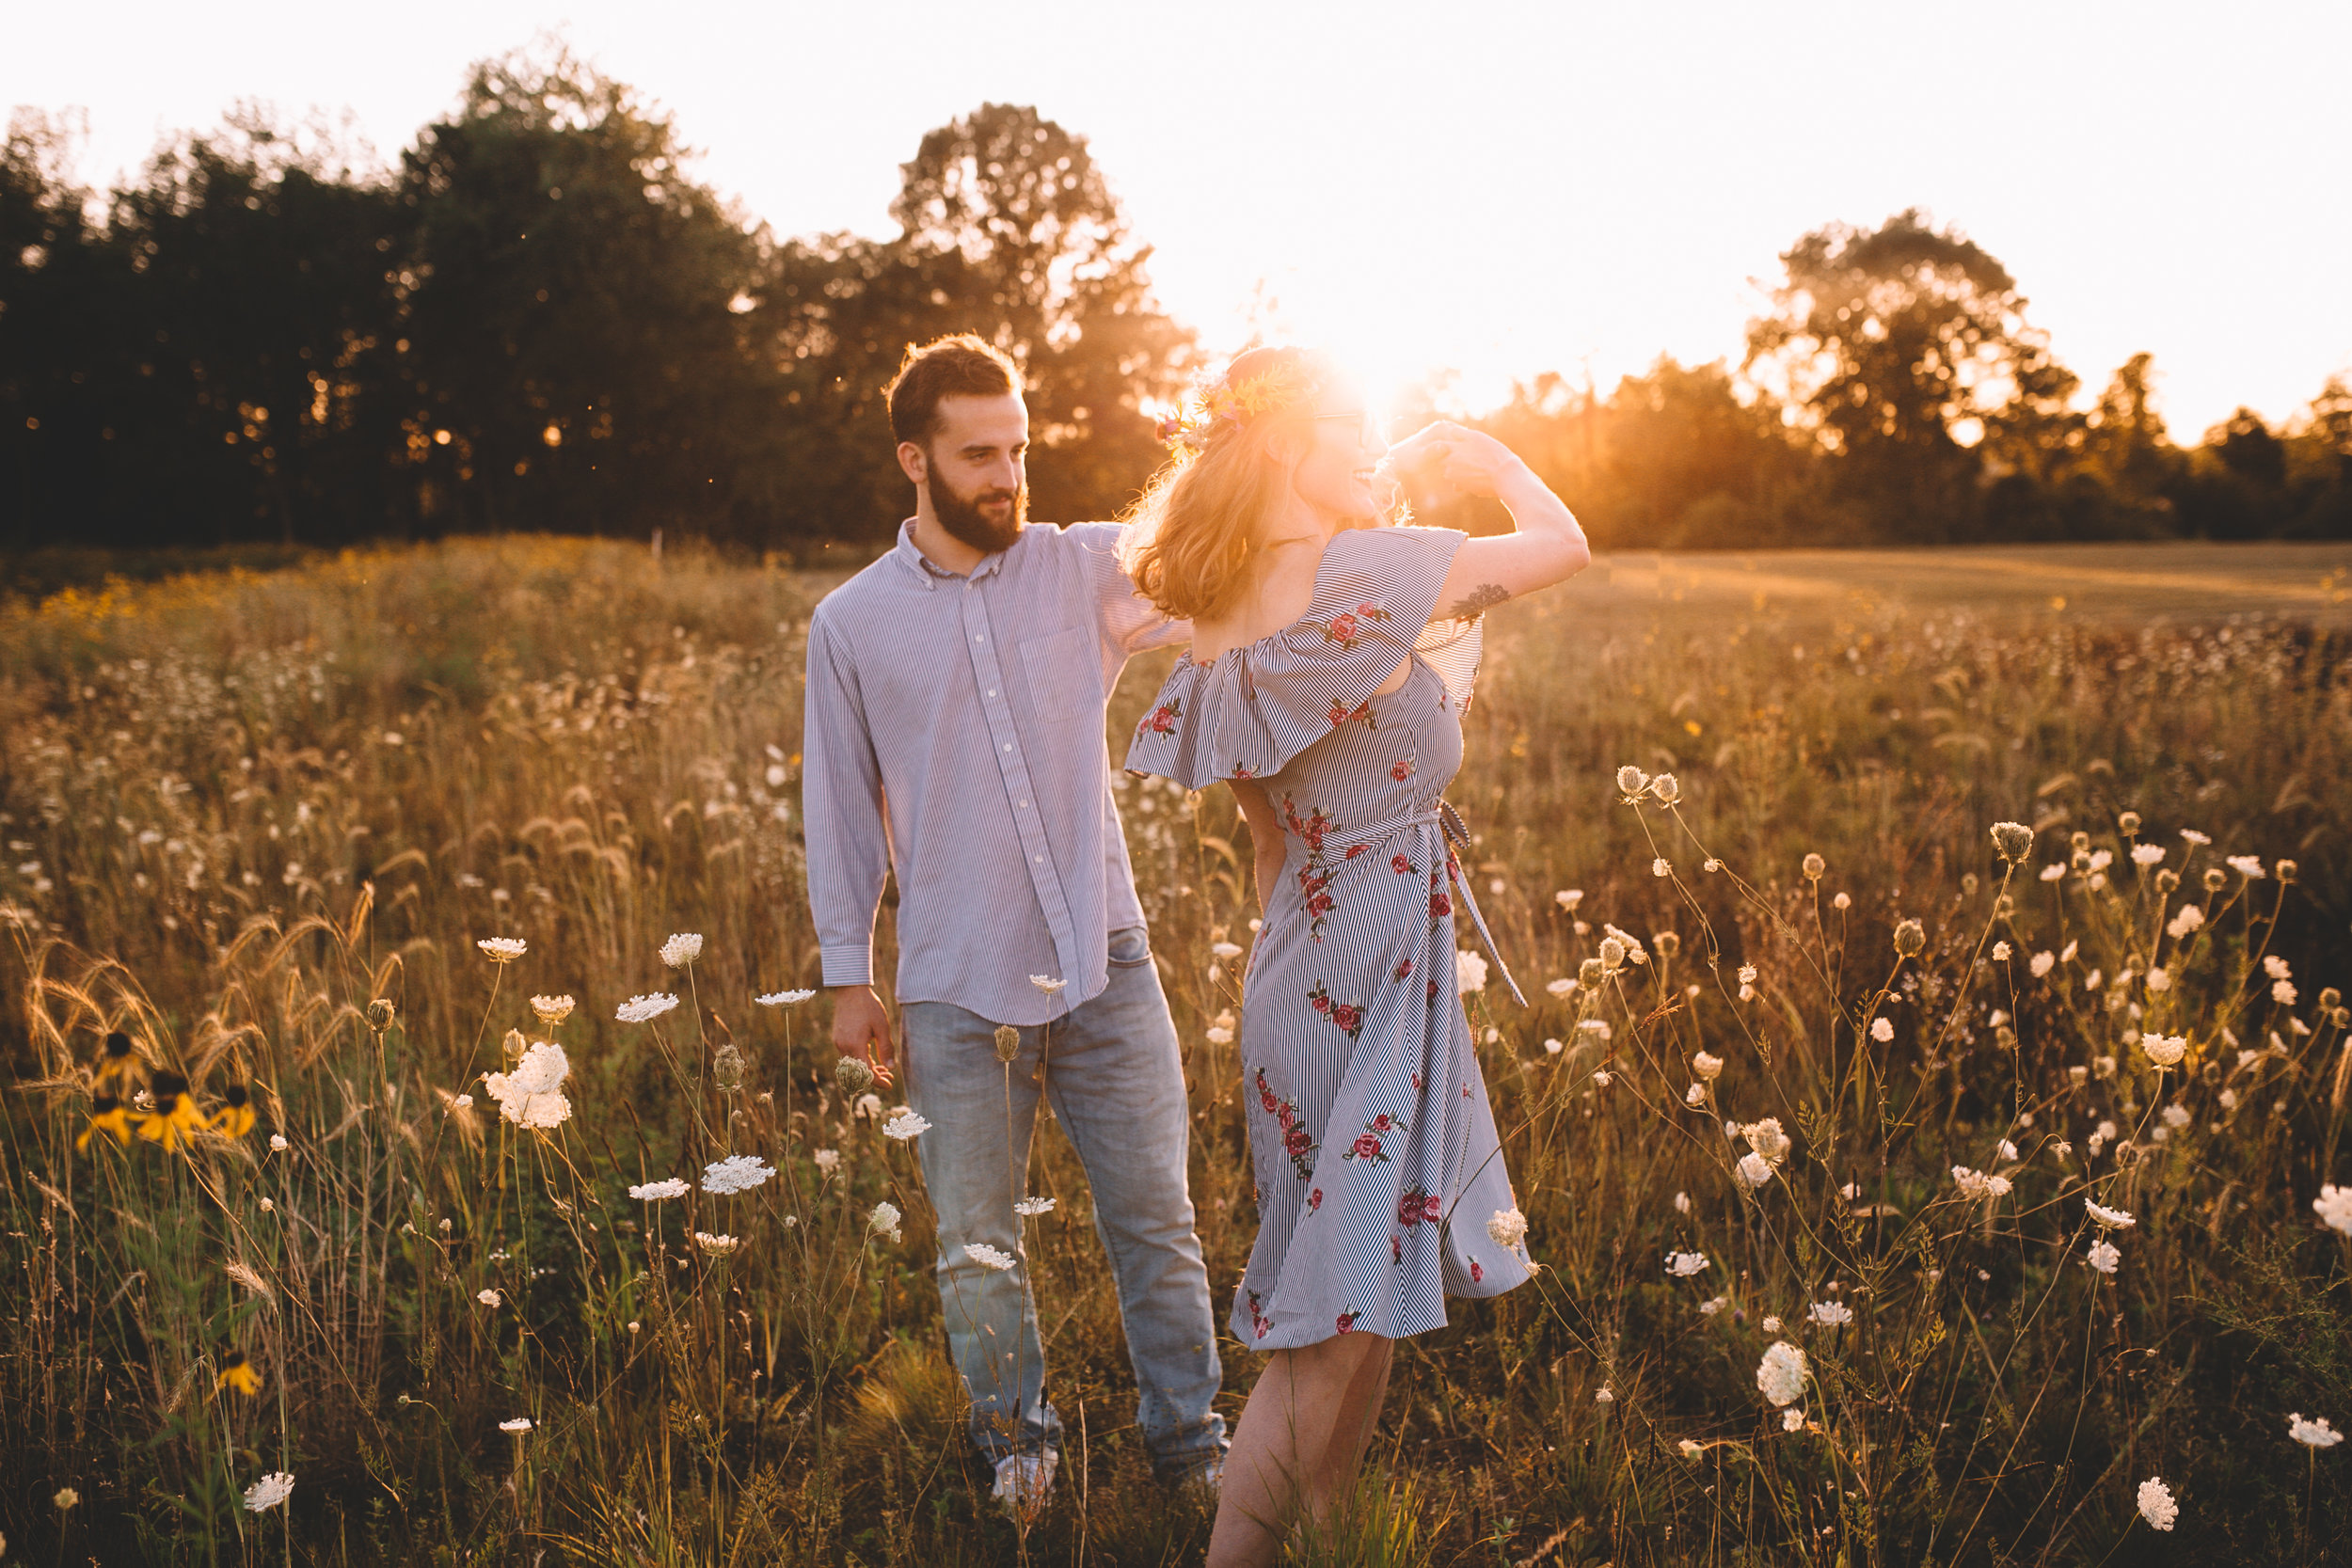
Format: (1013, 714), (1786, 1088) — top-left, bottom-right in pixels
(991, 1450), (1058, 1522)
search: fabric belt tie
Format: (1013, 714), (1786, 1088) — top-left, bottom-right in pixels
(1438, 799), (1526, 1007)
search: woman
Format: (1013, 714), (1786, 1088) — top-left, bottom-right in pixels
(1120, 346), (1591, 1563)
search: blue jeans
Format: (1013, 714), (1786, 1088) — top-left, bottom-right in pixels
(903, 926), (1228, 1478)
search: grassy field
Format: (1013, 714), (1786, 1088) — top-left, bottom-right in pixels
(4, 534), (2351, 1566)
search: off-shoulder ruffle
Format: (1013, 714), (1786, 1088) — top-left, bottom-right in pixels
(1123, 525), (1467, 789)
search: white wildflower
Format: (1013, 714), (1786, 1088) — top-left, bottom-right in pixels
(1546, 976), (1577, 997)
(882, 1107), (932, 1141)
(660, 933), (704, 968)
(1557, 889), (1584, 909)
(530, 994), (576, 1024)
(812, 1148), (841, 1176)
(755, 989), (817, 1006)
(1665, 1250), (1710, 1278)
(1652, 858), (1671, 878)
(1015, 1196), (1057, 1217)
(243, 1472), (295, 1513)
(2039, 863), (2066, 881)
(2086, 1201), (2135, 1229)
(477, 937), (527, 963)
(2288, 1413), (2343, 1449)
(1488, 1208), (1530, 1248)
(616, 993), (680, 1024)
(2227, 855), (2265, 879)
(1756, 1341), (1807, 1406)
(269, 1133), (290, 1152)
(1699, 1295), (1726, 1316)
(1992, 941), (2011, 960)
(691, 1231), (739, 1256)
(1783, 1407), (1806, 1432)
(2137, 1477), (2178, 1531)
(1595, 1386), (1613, 1404)
(499, 1418), (533, 1433)
(2088, 1238), (2122, 1275)
(2166, 905), (2204, 941)
(1692, 1051), (1724, 1082)
(2315, 1184), (2352, 1236)
(1870, 1017), (1895, 1043)
(628, 1178), (690, 1201)
(1029, 974), (1066, 995)
(452, 1093), (473, 1109)
(963, 1242), (1017, 1272)
(1674, 1191), (1692, 1213)
(1952, 1166), (2012, 1200)
(2131, 843), (2165, 866)
(1808, 1301), (1853, 1328)
(1737, 1151), (1776, 1188)
(854, 1092), (883, 1120)
(1211, 941), (1244, 959)
(701, 1154), (776, 1196)
(868, 1200), (903, 1243)
(1678, 1438), (1704, 1460)
(482, 1041), (573, 1130)
(477, 1289), (502, 1307)
(2141, 1034), (2187, 1068)
(1744, 1117), (1791, 1164)
(2181, 828), (2210, 844)
(1456, 949), (1488, 994)
(1684, 1083), (1707, 1107)
(2274, 979), (2299, 1006)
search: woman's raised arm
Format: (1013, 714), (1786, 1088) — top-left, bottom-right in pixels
(1384, 421), (1590, 621)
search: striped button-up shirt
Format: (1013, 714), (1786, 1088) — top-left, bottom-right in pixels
(803, 519), (1186, 1025)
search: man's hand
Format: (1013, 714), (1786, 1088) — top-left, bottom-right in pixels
(830, 984), (897, 1087)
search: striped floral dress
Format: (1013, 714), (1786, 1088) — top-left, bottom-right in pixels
(1124, 524), (1534, 1349)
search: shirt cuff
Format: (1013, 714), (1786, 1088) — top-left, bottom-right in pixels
(819, 944), (874, 988)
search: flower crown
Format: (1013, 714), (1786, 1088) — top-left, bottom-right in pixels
(1154, 356), (1324, 453)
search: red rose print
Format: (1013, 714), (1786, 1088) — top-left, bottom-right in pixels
(1357, 601), (1379, 617)
(1426, 978), (1439, 1005)
(1331, 1004), (1363, 1034)
(1351, 1132), (1383, 1161)
(1326, 613), (1359, 646)
(1370, 1114), (1394, 1132)
(1285, 1124), (1313, 1158)
(1470, 1259), (1484, 1283)
(1136, 698), (1184, 738)
(1391, 759), (1412, 782)
(1394, 958), (1413, 981)
(1336, 1309), (1359, 1334)
(1429, 892), (1453, 919)
(1422, 1194), (1442, 1223)
(1391, 1233), (1403, 1263)
(1309, 1187), (1324, 1212)
(1258, 1068), (1317, 1179)
(1396, 1189), (1425, 1227)
(1345, 843), (1367, 859)
(1311, 992), (1332, 1015)
(1392, 854), (1412, 874)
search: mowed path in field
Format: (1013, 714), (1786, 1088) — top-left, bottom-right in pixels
(1563, 540), (2352, 631)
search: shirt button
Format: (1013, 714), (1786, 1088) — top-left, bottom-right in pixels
(1019, 800), (1029, 808)
(1034, 854), (1043, 863)
(987, 689), (996, 697)
(1003, 743), (1012, 752)
(975, 634), (985, 643)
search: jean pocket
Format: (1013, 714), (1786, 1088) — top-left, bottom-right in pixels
(1019, 626), (1094, 723)
(1106, 925), (1153, 968)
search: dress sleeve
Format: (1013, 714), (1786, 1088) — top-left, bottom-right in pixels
(1121, 525), (1466, 786)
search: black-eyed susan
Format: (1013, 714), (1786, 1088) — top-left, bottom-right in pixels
(208, 1083), (256, 1139)
(216, 1350), (262, 1397)
(95, 1029), (139, 1086)
(77, 1094), (135, 1151)
(137, 1071), (208, 1152)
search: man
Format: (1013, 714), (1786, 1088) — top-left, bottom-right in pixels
(801, 334), (1227, 1515)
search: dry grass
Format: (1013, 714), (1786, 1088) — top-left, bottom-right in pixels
(3, 534), (2350, 1566)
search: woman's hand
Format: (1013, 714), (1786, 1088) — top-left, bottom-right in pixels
(1381, 420), (1534, 502)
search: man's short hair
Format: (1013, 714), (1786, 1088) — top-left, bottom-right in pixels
(884, 334), (1024, 446)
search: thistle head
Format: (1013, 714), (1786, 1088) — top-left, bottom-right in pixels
(1893, 919), (1927, 958)
(834, 1055), (876, 1096)
(993, 1025), (1021, 1065)
(366, 998), (397, 1033)
(1989, 821), (2033, 863)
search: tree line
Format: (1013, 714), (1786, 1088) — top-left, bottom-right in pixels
(4, 45), (2347, 555)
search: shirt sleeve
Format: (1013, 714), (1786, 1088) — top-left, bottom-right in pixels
(1079, 521), (1190, 657)
(801, 608), (888, 987)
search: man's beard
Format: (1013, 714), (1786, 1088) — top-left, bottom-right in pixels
(927, 468), (1026, 554)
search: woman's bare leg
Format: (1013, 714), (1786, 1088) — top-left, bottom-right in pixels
(1329, 1334), (1395, 1485)
(1206, 1332), (1392, 1568)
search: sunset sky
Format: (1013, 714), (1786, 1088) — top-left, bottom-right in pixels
(12, 0), (2348, 438)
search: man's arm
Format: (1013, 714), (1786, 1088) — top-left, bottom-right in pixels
(801, 610), (898, 1084)
(1086, 521), (1190, 657)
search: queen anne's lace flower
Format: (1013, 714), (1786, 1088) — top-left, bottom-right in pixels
(2086, 1201), (2135, 1229)
(616, 993), (680, 1024)
(1015, 1196), (1057, 1217)
(2227, 855), (2265, 879)
(2088, 1238), (2122, 1275)
(1488, 1208), (1529, 1249)
(660, 932), (704, 968)
(2141, 1034), (2187, 1068)
(2137, 1477), (2178, 1531)
(1952, 1166), (2012, 1200)
(1808, 1301), (1853, 1327)
(701, 1154), (776, 1196)
(2314, 1184), (2352, 1236)
(1737, 1151), (1776, 1189)
(1744, 1118), (1791, 1164)
(1756, 1341), (1807, 1406)
(243, 1472), (295, 1513)
(1782, 1406), (1806, 1432)
(755, 990), (816, 1006)
(882, 1107), (931, 1140)
(482, 1042), (572, 1130)
(1028, 975), (1067, 995)
(963, 1242), (1017, 1271)
(500, 1418), (532, 1433)
(530, 994), (576, 1024)
(1870, 1017), (1895, 1043)
(1456, 949), (1488, 994)
(692, 1231), (739, 1256)
(628, 1178), (689, 1201)
(2288, 1413), (2343, 1449)
(477, 937), (527, 963)
(1692, 1051), (1724, 1082)
(868, 1200), (903, 1243)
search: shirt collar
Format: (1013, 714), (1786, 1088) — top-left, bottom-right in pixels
(889, 518), (1012, 588)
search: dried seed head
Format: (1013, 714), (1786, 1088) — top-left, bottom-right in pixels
(501, 1027), (527, 1064)
(1990, 821), (2034, 863)
(993, 1025), (1021, 1064)
(2117, 811), (2141, 834)
(1802, 853), (1826, 880)
(2203, 867), (2228, 893)
(2276, 859), (2298, 883)
(711, 1042), (746, 1093)
(1653, 931), (1681, 960)
(2153, 868), (2179, 894)
(1649, 773), (1680, 804)
(834, 1055), (875, 1096)
(2320, 988), (2342, 1012)
(1599, 937), (1627, 970)
(1579, 958), (1607, 989)
(366, 998), (397, 1033)
(1994, 894), (2015, 919)
(2070, 832), (2091, 854)
(1616, 765), (1649, 796)
(2072, 849), (2092, 872)
(1893, 919), (1926, 958)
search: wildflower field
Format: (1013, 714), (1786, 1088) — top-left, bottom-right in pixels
(5, 534), (2352, 1566)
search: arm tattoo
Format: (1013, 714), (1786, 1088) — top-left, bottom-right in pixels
(1443, 583), (1512, 622)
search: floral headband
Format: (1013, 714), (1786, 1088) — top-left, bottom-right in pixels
(1154, 356), (1325, 453)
